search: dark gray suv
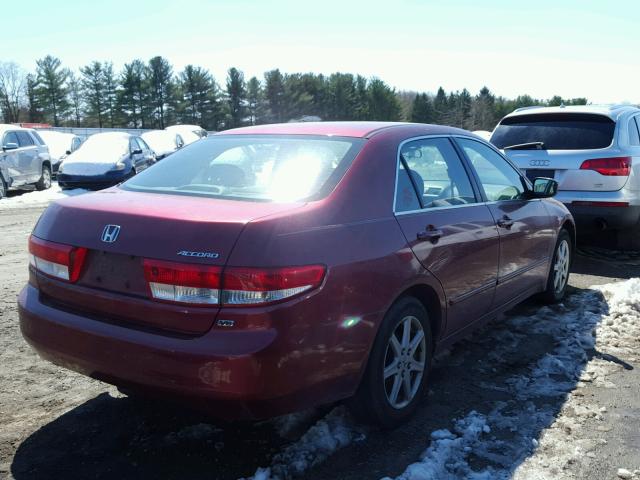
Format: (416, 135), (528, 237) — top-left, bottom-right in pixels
(0, 124), (52, 199)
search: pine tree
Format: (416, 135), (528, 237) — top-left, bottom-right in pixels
(410, 93), (435, 124)
(119, 60), (147, 128)
(102, 63), (118, 127)
(366, 78), (401, 121)
(80, 61), (105, 127)
(246, 76), (263, 125)
(35, 55), (70, 126)
(25, 74), (43, 123)
(146, 56), (173, 128)
(178, 65), (222, 130)
(432, 87), (448, 124)
(67, 72), (83, 127)
(326, 73), (358, 120)
(226, 67), (246, 128)
(264, 69), (285, 123)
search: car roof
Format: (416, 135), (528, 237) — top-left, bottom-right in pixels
(505, 104), (640, 122)
(0, 123), (27, 136)
(216, 121), (468, 139)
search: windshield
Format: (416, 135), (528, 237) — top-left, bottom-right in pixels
(491, 113), (615, 150)
(122, 135), (365, 202)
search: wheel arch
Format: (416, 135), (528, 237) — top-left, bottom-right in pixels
(394, 283), (444, 351)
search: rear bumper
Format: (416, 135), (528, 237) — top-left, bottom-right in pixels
(18, 284), (356, 419)
(57, 170), (130, 190)
(554, 190), (640, 230)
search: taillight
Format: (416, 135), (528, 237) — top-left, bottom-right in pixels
(28, 235), (87, 283)
(142, 260), (325, 306)
(580, 156), (631, 176)
(143, 259), (221, 305)
(222, 265), (326, 305)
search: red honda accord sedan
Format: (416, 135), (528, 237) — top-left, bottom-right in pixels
(19, 122), (574, 427)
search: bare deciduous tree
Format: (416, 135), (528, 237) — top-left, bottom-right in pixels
(0, 61), (27, 123)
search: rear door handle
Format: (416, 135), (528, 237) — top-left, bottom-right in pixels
(497, 216), (514, 229)
(417, 225), (443, 243)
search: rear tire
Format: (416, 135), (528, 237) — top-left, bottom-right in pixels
(0, 175), (6, 200)
(35, 164), (52, 191)
(539, 229), (572, 304)
(350, 297), (432, 429)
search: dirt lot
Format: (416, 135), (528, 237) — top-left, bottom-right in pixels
(1, 197), (639, 480)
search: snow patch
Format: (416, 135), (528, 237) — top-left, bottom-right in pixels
(0, 182), (87, 210)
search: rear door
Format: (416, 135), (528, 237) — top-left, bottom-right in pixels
(456, 137), (554, 308)
(15, 131), (40, 182)
(394, 136), (500, 337)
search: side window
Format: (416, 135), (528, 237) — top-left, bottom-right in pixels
(457, 138), (527, 202)
(630, 117), (640, 146)
(16, 131), (35, 147)
(72, 137), (81, 151)
(137, 138), (150, 151)
(3, 131), (19, 146)
(129, 138), (140, 152)
(395, 162), (421, 212)
(30, 131), (45, 145)
(396, 137), (476, 211)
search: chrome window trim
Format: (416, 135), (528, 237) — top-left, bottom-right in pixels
(393, 134), (482, 215)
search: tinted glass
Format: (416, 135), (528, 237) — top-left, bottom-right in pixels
(491, 113), (615, 150)
(30, 130), (45, 145)
(395, 162), (421, 212)
(16, 131), (35, 147)
(137, 137), (150, 151)
(396, 137), (476, 210)
(3, 132), (19, 146)
(630, 117), (640, 146)
(458, 138), (526, 201)
(122, 135), (365, 202)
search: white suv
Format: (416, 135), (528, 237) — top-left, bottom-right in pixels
(490, 105), (640, 246)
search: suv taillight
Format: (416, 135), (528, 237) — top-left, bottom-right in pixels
(580, 156), (631, 176)
(143, 260), (325, 306)
(28, 235), (87, 283)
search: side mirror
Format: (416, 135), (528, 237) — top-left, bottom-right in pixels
(131, 148), (143, 155)
(3, 142), (19, 151)
(65, 150), (72, 155)
(530, 177), (558, 198)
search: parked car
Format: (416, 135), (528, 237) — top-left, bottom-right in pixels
(165, 124), (207, 145)
(57, 132), (156, 190)
(491, 105), (640, 246)
(37, 130), (83, 175)
(19, 122), (574, 427)
(141, 130), (184, 160)
(0, 124), (52, 199)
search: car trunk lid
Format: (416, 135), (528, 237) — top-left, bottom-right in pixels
(32, 188), (303, 334)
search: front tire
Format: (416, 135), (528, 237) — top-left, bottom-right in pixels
(35, 164), (52, 191)
(351, 297), (432, 429)
(539, 229), (572, 304)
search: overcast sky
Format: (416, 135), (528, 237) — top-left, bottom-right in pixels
(6, 0), (640, 103)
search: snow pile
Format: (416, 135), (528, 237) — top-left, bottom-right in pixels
(383, 412), (492, 480)
(249, 406), (366, 480)
(0, 182), (87, 210)
(166, 125), (202, 145)
(385, 279), (640, 480)
(61, 132), (130, 176)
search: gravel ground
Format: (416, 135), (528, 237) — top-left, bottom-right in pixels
(1, 197), (639, 480)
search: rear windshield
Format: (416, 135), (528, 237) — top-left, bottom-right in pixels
(121, 135), (365, 202)
(491, 113), (615, 150)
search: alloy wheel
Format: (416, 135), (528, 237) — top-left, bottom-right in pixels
(43, 168), (51, 188)
(383, 315), (427, 409)
(553, 239), (570, 293)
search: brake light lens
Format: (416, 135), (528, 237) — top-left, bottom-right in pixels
(143, 259), (221, 305)
(142, 260), (325, 306)
(222, 265), (326, 305)
(28, 235), (87, 282)
(580, 156), (631, 176)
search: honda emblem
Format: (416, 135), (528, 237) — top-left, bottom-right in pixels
(101, 225), (121, 243)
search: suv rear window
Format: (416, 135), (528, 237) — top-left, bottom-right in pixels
(491, 113), (615, 150)
(122, 135), (365, 202)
